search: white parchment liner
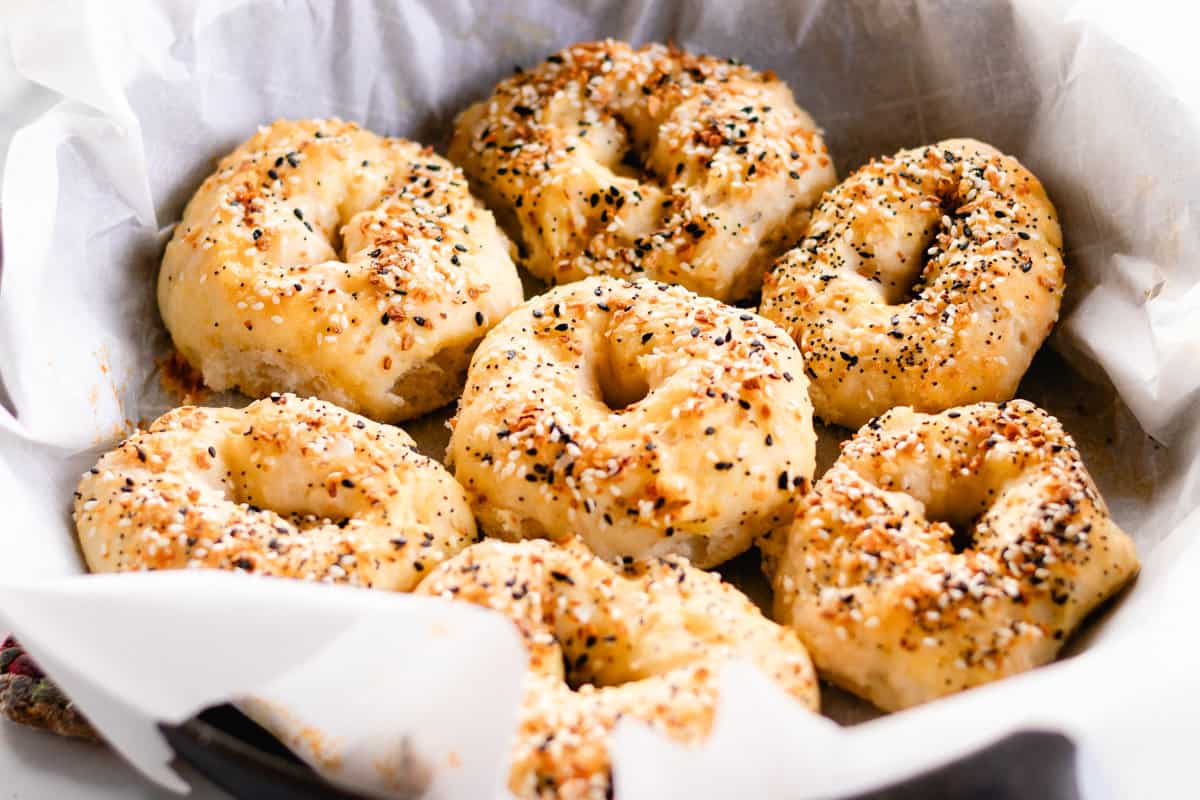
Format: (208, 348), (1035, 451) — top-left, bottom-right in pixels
(1, 0), (1198, 797)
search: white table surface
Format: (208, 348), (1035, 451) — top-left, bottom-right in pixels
(0, 719), (229, 800)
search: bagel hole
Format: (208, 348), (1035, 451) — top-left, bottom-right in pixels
(559, 640), (629, 692)
(590, 113), (672, 214)
(561, 650), (595, 692)
(880, 192), (966, 306)
(597, 363), (650, 411)
(936, 511), (983, 554)
(615, 146), (646, 180)
(329, 224), (345, 261)
(593, 330), (651, 411)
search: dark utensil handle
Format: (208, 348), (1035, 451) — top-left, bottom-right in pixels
(164, 706), (1081, 800)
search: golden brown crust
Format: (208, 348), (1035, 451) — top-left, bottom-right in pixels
(771, 400), (1139, 711)
(416, 539), (818, 799)
(760, 139), (1065, 428)
(449, 40), (835, 302)
(448, 276), (816, 568)
(74, 394), (476, 590)
(159, 118), (523, 422)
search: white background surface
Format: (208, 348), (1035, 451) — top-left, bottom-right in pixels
(0, 722), (228, 799)
(1, 0), (1198, 798)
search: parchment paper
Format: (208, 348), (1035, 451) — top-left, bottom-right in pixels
(1, 0), (1199, 798)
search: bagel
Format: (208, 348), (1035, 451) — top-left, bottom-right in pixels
(771, 400), (1138, 711)
(416, 538), (819, 799)
(159, 118), (523, 422)
(759, 139), (1064, 428)
(448, 276), (817, 568)
(449, 40), (836, 302)
(73, 394), (476, 589)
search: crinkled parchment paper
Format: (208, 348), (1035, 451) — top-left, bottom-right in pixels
(1, 0), (1199, 797)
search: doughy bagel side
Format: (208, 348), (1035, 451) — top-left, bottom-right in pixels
(448, 276), (817, 569)
(449, 40), (836, 302)
(760, 138), (1064, 428)
(159, 118), (523, 423)
(772, 400), (1139, 711)
(416, 538), (819, 800)
(74, 394), (477, 590)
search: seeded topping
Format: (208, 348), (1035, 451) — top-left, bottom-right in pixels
(73, 394), (477, 591)
(760, 138), (1066, 428)
(448, 276), (816, 569)
(770, 400), (1139, 711)
(417, 538), (818, 799)
(449, 40), (836, 302)
(159, 118), (523, 423)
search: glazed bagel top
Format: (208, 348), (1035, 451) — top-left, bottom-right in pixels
(772, 400), (1139, 711)
(159, 118), (523, 422)
(448, 276), (816, 569)
(760, 139), (1064, 428)
(417, 538), (818, 799)
(73, 394), (476, 590)
(449, 40), (836, 302)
